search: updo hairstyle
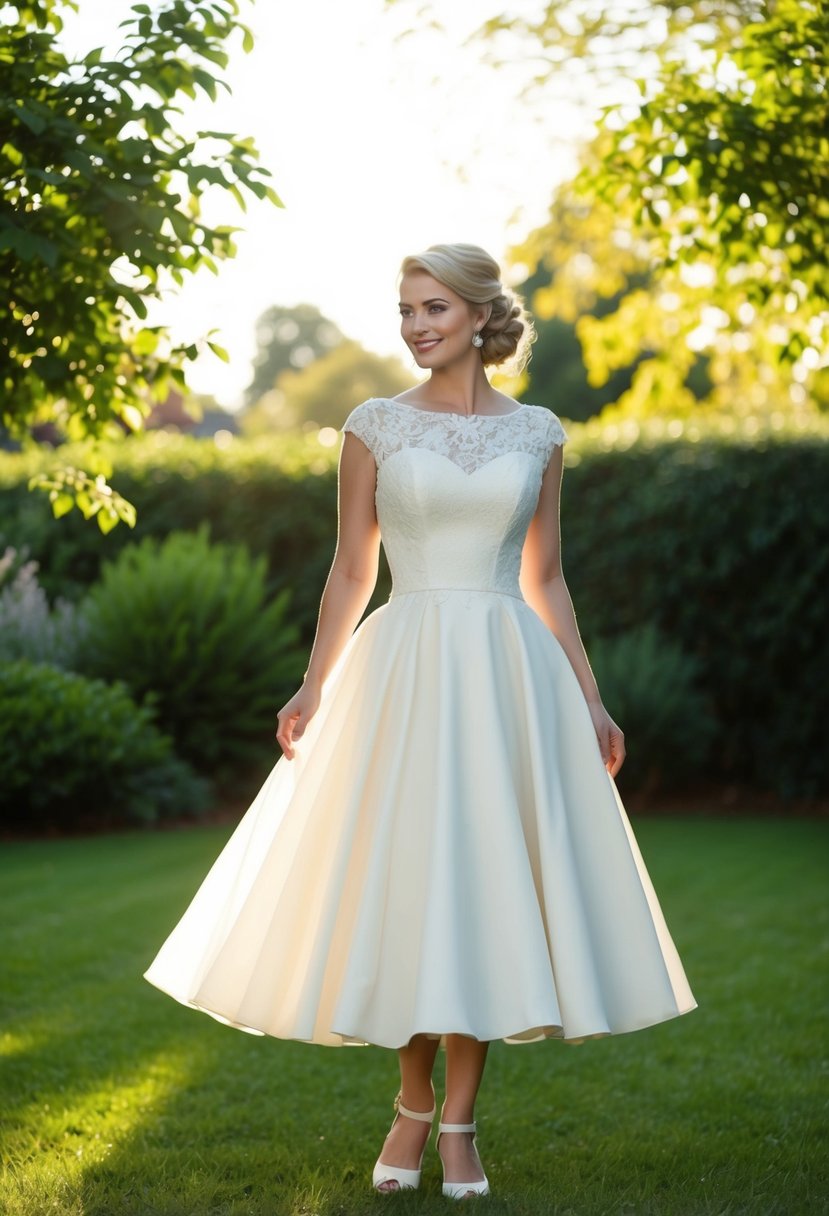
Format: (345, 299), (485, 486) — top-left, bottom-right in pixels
(399, 242), (535, 372)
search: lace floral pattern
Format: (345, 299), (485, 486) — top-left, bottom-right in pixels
(341, 397), (567, 475)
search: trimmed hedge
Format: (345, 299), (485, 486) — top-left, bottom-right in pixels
(1, 415), (827, 798)
(564, 417), (829, 798)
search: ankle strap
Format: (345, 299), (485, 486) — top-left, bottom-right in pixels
(396, 1099), (436, 1123)
(438, 1120), (476, 1134)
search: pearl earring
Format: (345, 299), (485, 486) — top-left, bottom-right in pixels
(471, 331), (484, 348)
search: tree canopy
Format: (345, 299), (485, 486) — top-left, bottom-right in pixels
(406, 0), (828, 420)
(565, 0), (828, 417)
(0, 0), (280, 527)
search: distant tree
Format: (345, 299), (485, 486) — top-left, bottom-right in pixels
(244, 303), (345, 406)
(0, 0), (280, 529)
(242, 340), (415, 434)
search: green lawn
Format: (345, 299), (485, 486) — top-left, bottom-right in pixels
(1, 817), (826, 1216)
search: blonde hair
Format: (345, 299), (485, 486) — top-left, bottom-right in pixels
(399, 242), (534, 371)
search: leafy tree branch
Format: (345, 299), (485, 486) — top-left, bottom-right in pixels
(0, 0), (281, 528)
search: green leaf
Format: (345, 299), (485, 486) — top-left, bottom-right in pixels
(133, 328), (161, 356)
(8, 230), (60, 267)
(50, 492), (75, 519)
(97, 508), (119, 534)
(2, 142), (24, 166)
(15, 103), (47, 135)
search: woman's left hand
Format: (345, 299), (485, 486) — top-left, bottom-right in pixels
(587, 701), (626, 776)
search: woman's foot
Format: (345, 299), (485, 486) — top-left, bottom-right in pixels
(372, 1091), (435, 1193)
(436, 1110), (489, 1199)
(437, 1129), (486, 1188)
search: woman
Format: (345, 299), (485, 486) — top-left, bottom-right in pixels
(144, 242), (696, 1201)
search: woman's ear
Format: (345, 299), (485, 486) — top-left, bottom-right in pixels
(476, 303), (492, 331)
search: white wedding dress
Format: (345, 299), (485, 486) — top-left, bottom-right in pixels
(144, 397), (696, 1048)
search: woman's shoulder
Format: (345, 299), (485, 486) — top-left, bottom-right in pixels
(339, 398), (400, 461)
(520, 403), (569, 447)
(341, 396), (385, 431)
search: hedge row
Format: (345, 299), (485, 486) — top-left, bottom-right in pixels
(1, 414), (827, 798)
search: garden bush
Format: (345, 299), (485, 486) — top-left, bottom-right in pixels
(0, 661), (208, 832)
(1, 414), (827, 797)
(0, 546), (86, 666)
(75, 528), (305, 782)
(588, 623), (717, 794)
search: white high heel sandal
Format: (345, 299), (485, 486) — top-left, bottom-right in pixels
(436, 1118), (490, 1200)
(372, 1091), (436, 1193)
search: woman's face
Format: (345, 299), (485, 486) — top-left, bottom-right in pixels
(398, 270), (485, 370)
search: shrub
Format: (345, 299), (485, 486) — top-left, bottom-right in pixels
(76, 529), (305, 781)
(587, 624), (717, 795)
(0, 546), (86, 666)
(0, 661), (208, 831)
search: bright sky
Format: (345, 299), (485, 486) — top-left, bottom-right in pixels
(60, 1), (594, 408)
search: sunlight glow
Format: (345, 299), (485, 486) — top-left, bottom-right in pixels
(58, 1), (589, 408)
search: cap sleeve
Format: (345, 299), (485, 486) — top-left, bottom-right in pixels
(340, 398), (381, 461)
(538, 408), (568, 468)
(547, 410), (568, 447)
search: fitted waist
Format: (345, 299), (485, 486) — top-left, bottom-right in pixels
(388, 585), (526, 605)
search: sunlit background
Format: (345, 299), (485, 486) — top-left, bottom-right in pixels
(59, 0), (594, 407)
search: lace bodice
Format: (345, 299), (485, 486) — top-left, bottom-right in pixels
(341, 397), (567, 475)
(340, 397), (568, 601)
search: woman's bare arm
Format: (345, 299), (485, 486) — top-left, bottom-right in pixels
(276, 431), (380, 757)
(519, 446), (625, 774)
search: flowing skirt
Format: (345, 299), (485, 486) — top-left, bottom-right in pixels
(144, 588), (696, 1048)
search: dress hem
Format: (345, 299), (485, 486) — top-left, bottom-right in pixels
(144, 973), (697, 1050)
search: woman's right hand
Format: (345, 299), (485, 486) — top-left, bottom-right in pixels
(275, 683), (321, 760)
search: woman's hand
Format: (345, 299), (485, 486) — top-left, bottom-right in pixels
(587, 701), (626, 777)
(276, 683), (321, 760)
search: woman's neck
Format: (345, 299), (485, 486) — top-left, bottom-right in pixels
(419, 362), (496, 414)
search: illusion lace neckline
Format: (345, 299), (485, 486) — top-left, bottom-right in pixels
(343, 397), (568, 475)
(381, 397), (528, 420)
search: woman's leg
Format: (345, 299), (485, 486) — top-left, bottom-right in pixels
(375, 1033), (440, 1192)
(439, 1034), (490, 1188)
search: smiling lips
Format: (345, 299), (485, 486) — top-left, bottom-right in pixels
(414, 339), (442, 352)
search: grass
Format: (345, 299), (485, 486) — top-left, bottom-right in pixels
(0, 816), (827, 1216)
